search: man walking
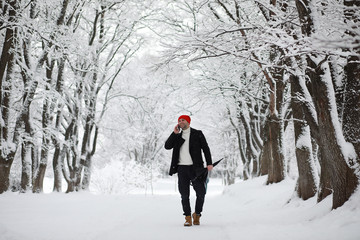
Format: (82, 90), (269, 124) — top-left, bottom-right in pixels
(165, 115), (213, 226)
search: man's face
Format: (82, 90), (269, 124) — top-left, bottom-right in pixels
(178, 118), (190, 130)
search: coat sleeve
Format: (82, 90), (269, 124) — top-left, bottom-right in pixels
(199, 131), (212, 166)
(164, 132), (178, 150)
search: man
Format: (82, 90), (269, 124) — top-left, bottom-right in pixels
(164, 115), (213, 226)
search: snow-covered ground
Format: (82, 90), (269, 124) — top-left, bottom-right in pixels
(0, 176), (359, 240)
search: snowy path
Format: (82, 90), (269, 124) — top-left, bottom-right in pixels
(1, 177), (359, 240)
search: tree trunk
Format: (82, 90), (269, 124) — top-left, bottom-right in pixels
(79, 6), (107, 190)
(32, 58), (55, 193)
(19, 98), (36, 192)
(53, 145), (62, 192)
(249, 105), (263, 177)
(65, 151), (82, 193)
(259, 119), (270, 176)
(81, 125), (99, 190)
(0, 151), (16, 193)
(291, 75), (317, 200)
(60, 120), (81, 193)
(341, 0), (360, 204)
(299, 74), (334, 202)
(66, 162), (80, 193)
(267, 114), (285, 184)
(228, 109), (249, 180)
(294, 0), (358, 208)
(342, 54), (360, 203)
(291, 71), (332, 201)
(0, 164), (11, 193)
(81, 153), (92, 190)
(0, 3), (16, 139)
(0, 0), (17, 90)
(0, 9), (17, 192)
(343, 56), (360, 158)
(267, 66), (286, 184)
(52, 57), (66, 192)
(240, 112), (258, 178)
(307, 57), (358, 209)
(79, 115), (93, 190)
(20, 142), (32, 192)
(32, 161), (47, 193)
(343, 0), (360, 159)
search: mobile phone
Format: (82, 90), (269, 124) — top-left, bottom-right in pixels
(177, 124), (180, 131)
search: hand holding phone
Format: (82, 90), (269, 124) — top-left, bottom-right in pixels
(174, 124), (181, 134)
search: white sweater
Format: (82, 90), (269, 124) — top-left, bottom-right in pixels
(178, 128), (193, 165)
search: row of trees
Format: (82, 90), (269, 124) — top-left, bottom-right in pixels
(158, 0), (360, 209)
(0, 0), (156, 193)
(1, 0), (359, 210)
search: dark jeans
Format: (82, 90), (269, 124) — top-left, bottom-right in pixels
(177, 165), (206, 216)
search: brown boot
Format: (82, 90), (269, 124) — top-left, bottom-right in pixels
(192, 213), (201, 225)
(184, 216), (192, 226)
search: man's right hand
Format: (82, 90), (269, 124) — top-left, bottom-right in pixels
(174, 124), (180, 134)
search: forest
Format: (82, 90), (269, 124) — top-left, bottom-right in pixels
(0, 0), (359, 210)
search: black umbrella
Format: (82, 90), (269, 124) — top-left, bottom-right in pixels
(192, 158), (224, 183)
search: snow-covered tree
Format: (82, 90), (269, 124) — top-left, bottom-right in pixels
(0, 0), (158, 193)
(157, 0), (360, 208)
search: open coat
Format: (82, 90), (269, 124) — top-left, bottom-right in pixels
(164, 127), (212, 176)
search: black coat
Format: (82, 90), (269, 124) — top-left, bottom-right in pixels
(164, 127), (212, 176)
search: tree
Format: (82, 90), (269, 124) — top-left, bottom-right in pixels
(343, 0), (360, 160)
(157, 0), (360, 209)
(291, 75), (318, 200)
(56, 0), (152, 192)
(32, 0), (75, 193)
(158, 0), (286, 184)
(0, 0), (21, 193)
(0, 0), (157, 193)
(293, 0), (359, 209)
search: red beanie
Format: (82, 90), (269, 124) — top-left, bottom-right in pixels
(178, 115), (191, 124)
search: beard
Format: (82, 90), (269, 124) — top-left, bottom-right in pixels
(179, 123), (189, 130)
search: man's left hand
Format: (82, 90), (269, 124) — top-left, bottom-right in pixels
(207, 165), (213, 171)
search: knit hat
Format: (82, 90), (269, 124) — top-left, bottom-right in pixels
(178, 115), (191, 124)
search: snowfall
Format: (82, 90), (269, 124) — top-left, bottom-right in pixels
(0, 176), (359, 240)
